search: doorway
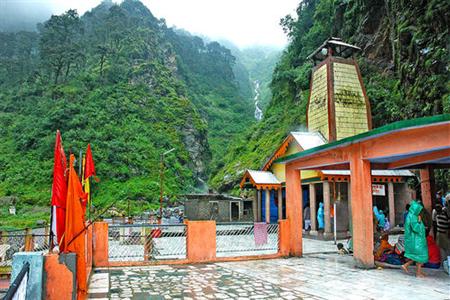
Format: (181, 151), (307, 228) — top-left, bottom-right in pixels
(230, 201), (240, 221)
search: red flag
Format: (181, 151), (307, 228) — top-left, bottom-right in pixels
(50, 130), (67, 250)
(84, 144), (96, 179)
(64, 154), (88, 297)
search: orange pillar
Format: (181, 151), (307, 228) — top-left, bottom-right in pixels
(349, 145), (374, 268)
(285, 165), (302, 256)
(278, 219), (290, 256)
(186, 221), (216, 262)
(420, 166), (434, 213)
(92, 222), (109, 267)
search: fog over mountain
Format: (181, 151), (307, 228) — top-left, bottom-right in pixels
(0, 0), (296, 48)
(0, 0), (54, 31)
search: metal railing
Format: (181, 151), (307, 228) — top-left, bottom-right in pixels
(108, 224), (186, 262)
(216, 222), (279, 257)
(3, 262), (29, 300)
(0, 227), (51, 269)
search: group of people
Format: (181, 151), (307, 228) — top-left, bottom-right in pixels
(373, 192), (450, 277)
(303, 202), (326, 232)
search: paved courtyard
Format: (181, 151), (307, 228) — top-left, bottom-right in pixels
(88, 252), (449, 300)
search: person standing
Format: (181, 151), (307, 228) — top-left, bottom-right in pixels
(432, 203), (440, 238)
(317, 202), (324, 231)
(304, 205), (311, 231)
(436, 201), (450, 264)
(402, 200), (429, 277)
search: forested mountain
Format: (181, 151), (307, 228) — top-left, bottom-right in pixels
(211, 0), (449, 193)
(0, 0), (253, 227)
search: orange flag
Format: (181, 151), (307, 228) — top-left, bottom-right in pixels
(64, 154), (88, 297)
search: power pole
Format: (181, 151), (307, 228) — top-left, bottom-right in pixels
(159, 148), (175, 225)
(159, 153), (164, 225)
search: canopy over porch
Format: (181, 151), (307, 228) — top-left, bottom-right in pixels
(240, 170), (282, 190)
(276, 114), (450, 267)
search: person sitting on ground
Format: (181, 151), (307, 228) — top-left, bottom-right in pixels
(402, 200), (429, 277)
(337, 243), (349, 255)
(384, 218), (391, 231)
(423, 231), (441, 269)
(394, 235), (405, 256)
(374, 233), (394, 261)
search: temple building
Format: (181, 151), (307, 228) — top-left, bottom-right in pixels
(240, 38), (415, 237)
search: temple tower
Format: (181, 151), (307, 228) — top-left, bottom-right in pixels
(306, 37), (372, 142)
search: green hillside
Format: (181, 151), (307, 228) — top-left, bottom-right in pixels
(0, 0), (253, 228)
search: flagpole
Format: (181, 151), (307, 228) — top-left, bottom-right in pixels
(88, 177), (92, 222)
(78, 149), (82, 180)
(49, 205), (54, 251)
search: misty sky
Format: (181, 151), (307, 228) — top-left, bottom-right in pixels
(0, 0), (299, 48)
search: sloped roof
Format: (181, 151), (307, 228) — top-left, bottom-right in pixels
(307, 37), (361, 61)
(240, 170), (281, 190)
(246, 170), (281, 184)
(322, 170), (415, 177)
(290, 132), (327, 150)
(262, 131), (327, 171)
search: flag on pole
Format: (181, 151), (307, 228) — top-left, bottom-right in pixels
(83, 143), (97, 219)
(84, 143), (96, 180)
(50, 130), (67, 251)
(81, 155), (89, 203)
(64, 154), (88, 297)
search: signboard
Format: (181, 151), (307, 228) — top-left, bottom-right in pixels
(372, 184), (386, 196)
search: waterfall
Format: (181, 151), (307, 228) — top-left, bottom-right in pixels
(253, 80), (263, 120)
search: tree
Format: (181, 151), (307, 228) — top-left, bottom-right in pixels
(39, 9), (84, 84)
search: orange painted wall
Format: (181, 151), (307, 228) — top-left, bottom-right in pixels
(92, 222), (109, 267)
(186, 221), (216, 262)
(44, 254), (74, 300)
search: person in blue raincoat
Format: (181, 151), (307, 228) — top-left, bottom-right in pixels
(402, 200), (429, 277)
(378, 210), (386, 229)
(317, 202), (324, 230)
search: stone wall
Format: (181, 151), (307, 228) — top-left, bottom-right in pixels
(184, 194), (253, 222)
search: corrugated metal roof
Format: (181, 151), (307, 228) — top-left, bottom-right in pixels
(290, 131), (327, 150)
(247, 170), (281, 184)
(307, 37), (361, 60)
(322, 170), (415, 176)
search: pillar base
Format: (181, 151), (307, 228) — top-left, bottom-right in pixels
(309, 230), (319, 236)
(324, 232), (334, 238)
(354, 258), (376, 269)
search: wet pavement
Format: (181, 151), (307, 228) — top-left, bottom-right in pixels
(88, 252), (449, 300)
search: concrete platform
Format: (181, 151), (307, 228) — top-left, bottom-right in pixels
(88, 253), (449, 299)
